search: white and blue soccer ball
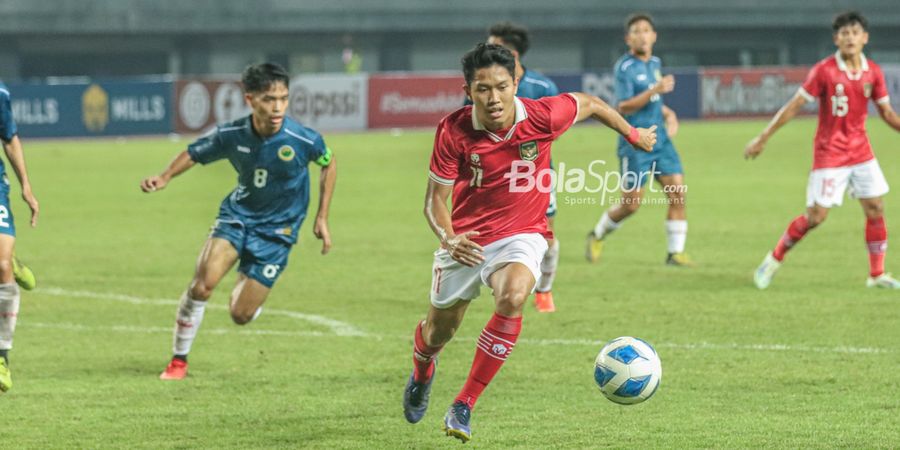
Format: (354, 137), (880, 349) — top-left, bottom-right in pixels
(594, 336), (662, 405)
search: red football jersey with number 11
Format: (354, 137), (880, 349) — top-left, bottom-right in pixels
(428, 94), (579, 246)
(799, 52), (890, 169)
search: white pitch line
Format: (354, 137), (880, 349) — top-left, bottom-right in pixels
(36, 287), (367, 337)
(27, 321), (333, 338)
(514, 338), (890, 354)
(32, 287), (892, 355)
(24, 322), (892, 356)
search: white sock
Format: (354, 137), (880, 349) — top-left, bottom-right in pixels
(0, 283), (20, 352)
(173, 291), (207, 356)
(666, 220), (688, 254)
(251, 306), (263, 322)
(537, 239), (560, 293)
(593, 211), (622, 240)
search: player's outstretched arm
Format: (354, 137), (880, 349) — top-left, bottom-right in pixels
(570, 92), (657, 152)
(876, 102), (900, 132)
(2, 135), (38, 227)
(313, 153), (336, 255)
(744, 93), (808, 160)
(424, 179), (483, 267)
(140, 150), (195, 193)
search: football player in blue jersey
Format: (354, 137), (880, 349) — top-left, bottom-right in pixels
(0, 83), (40, 394)
(586, 13), (691, 266)
(486, 22), (562, 312)
(141, 63), (337, 380)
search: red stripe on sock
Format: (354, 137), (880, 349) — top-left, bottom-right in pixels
(455, 313), (522, 409)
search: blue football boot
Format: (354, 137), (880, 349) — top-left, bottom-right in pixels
(403, 361), (436, 423)
(442, 400), (472, 443)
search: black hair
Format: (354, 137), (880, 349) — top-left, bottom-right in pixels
(487, 21), (531, 56)
(832, 11), (868, 33)
(461, 43), (517, 86)
(625, 13), (655, 33)
(241, 62), (290, 94)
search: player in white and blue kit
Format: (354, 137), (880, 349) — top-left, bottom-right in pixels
(586, 13), (692, 266)
(486, 22), (562, 312)
(0, 82), (41, 394)
(141, 63), (337, 380)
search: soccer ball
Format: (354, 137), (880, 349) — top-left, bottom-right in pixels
(594, 336), (662, 405)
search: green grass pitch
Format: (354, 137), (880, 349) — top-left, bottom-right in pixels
(3, 117), (900, 448)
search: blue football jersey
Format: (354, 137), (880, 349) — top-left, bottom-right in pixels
(517, 68), (559, 100)
(187, 116), (331, 243)
(614, 54), (669, 150)
(0, 83), (17, 182)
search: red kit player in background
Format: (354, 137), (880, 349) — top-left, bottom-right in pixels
(746, 11), (900, 289)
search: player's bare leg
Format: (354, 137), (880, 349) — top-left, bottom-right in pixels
(404, 300), (469, 424)
(444, 262), (533, 442)
(534, 217), (558, 312)
(229, 274), (272, 325)
(659, 174), (692, 266)
(161, 237), (239, 380)
(0, 235), (20, 393)
(755, 205), (828, 289)
(860, 197), (899, 288)
(587, 187), (642, 262)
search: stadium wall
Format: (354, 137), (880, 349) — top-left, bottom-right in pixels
(9, 66), (900, 138)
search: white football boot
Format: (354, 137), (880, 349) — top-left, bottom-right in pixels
(754, 251), (781, 290)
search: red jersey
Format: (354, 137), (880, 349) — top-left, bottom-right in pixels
(799, 52), (890, 169)
(428, 94), (579, 246)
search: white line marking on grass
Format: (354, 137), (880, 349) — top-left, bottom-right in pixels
(37, 287), (368, 337)
(498, 338), (891, 354)
(654, 341), (889, 355)
(518, 338), (892, 354)
(33, 287), (892, 355)
(28, 322), (334, 338)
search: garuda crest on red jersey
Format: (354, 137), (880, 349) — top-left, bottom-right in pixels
(519, 141), (538, 161)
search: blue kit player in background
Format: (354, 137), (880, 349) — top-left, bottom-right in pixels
(586, 13), (692, 266)
(0, 82), (41, 394)
(140, 63), (337, 380)
(485, 22), (562, 313)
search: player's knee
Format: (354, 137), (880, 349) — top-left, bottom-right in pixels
(230, 309), (254, 325)
(495, 289), (529, 315)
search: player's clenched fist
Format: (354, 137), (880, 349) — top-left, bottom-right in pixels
(635, 125), (657, 152)
(743, 135), (766, 160)
(654, 74), (675, 94)
(140, 175), (169, 193)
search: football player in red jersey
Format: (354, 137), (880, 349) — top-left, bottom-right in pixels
(402, 43), (656, 442)
(745, 11), (900, 289)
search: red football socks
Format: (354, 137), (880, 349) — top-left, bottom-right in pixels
(773, 215), (810, 262)
(455, 313), (522, 409)
(866, 216), (887, 277)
